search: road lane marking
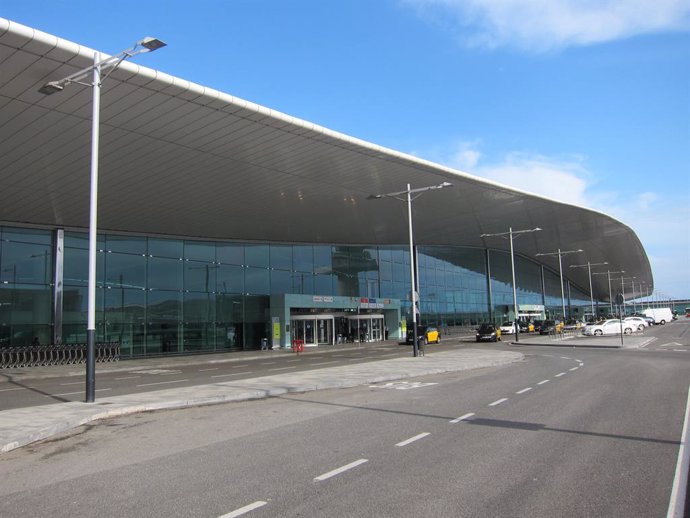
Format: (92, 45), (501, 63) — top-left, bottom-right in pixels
(212, 372), (253, 378)
(516, 387), (532, 394)
(555, 372), (566, 377)
(667, 385), (690, 518)
(560, 356), (571, 360)
(218, 501), (268, 518)
(569, 367), (579, 371)
(286, 359), (300, 363)
(232, 364), (249, 368)
(268, 367), (293, 371)
(450, 413), (475, 423)
(311, 361), (339, 366)
(59, 381), (83, 386)
(489, 398), (508, 406)
(259, 362), (276, 365)
(136, 379), (188, 387)
(314, 459), (368, 481)
(396, 432), (430, 447)
(51, 388), (111, 397)
(114, 376), (140, 380)
(0, 387), (26, 392)
(537, 380), (550, 385)
(674, 349), (687, 352)
(159, 371), (183, 376)
(199, 368), (219, 372)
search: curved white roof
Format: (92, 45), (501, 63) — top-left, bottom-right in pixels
(0, 18), (652, 301)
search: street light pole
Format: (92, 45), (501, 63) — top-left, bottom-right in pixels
(535, 248), (583, 322)
(592, 270), (624, 316)
(569, 261), (608, 320)
(39, 37), (166, 403)
(480, 227), (542, 343)
(368, 181), (452, 357)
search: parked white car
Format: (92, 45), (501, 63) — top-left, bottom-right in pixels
(624, 317), (648, 331)
(499, 322), (517, 334)
(583, 319), (634, 336)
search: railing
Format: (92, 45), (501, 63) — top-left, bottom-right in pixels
(0, 343), (120, 369)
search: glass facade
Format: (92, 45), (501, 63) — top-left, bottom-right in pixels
(0, 225), (598, 356)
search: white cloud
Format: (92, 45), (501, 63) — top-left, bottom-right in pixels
(417, 139), (690, 297)
(403, 0), (690, 51)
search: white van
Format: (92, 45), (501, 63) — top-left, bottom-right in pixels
(643, 308), (674, 325)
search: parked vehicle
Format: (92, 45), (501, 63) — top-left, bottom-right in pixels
(643, 308), (674, 325)
(518, 321), (535, 333)
(562, 319), (580, 331)
(583, 319), (634, 336)
(539, 320), (562, 335)
(406, 326), (440, 345)
(624, 316), (648, 331)
(532, 320), (544, 333)
(499, 322), (517, 335)
(476, 323), (501, 342)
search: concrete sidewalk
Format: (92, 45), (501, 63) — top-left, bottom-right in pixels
(0, 347), (522, 454)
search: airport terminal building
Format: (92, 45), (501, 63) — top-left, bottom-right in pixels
(0, 19), (653, 358)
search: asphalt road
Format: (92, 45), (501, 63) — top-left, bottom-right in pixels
(1, 321), (688, 517)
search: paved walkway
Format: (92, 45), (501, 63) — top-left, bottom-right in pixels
(0, 346), (523, 453)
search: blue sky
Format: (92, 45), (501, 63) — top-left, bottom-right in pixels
(3, 0), (689, 299)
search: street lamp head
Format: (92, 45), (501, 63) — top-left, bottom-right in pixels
(438, 182), (452, 188)
(139, 37), (167, 51)
(533, 227), (542, 231)
(38, 81), (64, 96)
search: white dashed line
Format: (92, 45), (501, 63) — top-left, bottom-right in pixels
(489, 398), (508, 406)
(314, 459), (368, 481)
(560, 356), (571, 360)
(450, 413), (475, 423)
(218, 500), (268, 518)
(396, 432), (430, 447)
(212, 372), (253, 378)
(268, 367), (293, 371)
(555, 372), (566, 377)
(199, 368), (219, 372)
(537, 380), (550, 385)
(311, 361), (339, 366)
(114, 376), (140, 380)
(0, 387), (25, 392)
(59, 381), (82, 386)
(569, 367), (579, 371)
(516, 387), (532, 394)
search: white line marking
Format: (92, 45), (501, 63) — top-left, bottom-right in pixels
(396, 432), (430, 447)
(0, 387), (26, 392)
(218, 500), (268, 518)
(199, 368), (219, 372)
(569, 367), (579, 371)
(667, 385), (690, 518)
(232, 364), (249, 368)
(555, 372), (566, 377)
(114, 376), (140, 380)
(286, 359), (300, 362)
(212, 372), (253, 378)
(268, 367), (293, 371)
(59, 381), (83, 386)
(314, 459), (368, 481)
(537, 380), (550, 385)
(560, 356), (571, 360)
(259, 362), (276, 365)
(159, 371), (183, 376)
(450, 413), (475, 423)
(311, 361), (339, 366)
(489, 398), (508, 406)
(516, 387), (532, 394)
(136, 379), (188, 387)
(51, 388), (111, 397)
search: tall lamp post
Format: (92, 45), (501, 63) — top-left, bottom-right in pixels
(535, 248), (583, 323)
(569, 261), (608, 320)
(592, 270), (624, 316)
(368, 182), (452, 357)
(39, 37), (167, 403)
(480, 227), (542, 343)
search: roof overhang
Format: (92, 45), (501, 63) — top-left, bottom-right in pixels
(0, 18), (652, 301)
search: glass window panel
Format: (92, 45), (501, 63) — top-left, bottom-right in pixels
(148, 238), (183, 258)
(379, 260), (392, 281)
(245, 266), (269, 295)
(270, 269), (292, 294)
(105, 252), (146, 290)
(64, 232), (104, 250)
(245, 245), (269, 268)
(270, 245), (293, 271)
(0, 284), (52, 327)
(243, 295), (269, 350)
(105, 235), (146, 255)
(313, 246), (332, 272)
(146, 290), (182, 354)
(0, 242), (52, 285)
(63, 248), (105, 287)
(216, 265), (244, 294)
(291, 272), (314, 294)
(148, 257), (183, 290)
(104, 288), (145, 357)
(293, 246), (313, 273)
(314, 274), (333, 296)
(1, 227), (52, 245)
(183, 291), (216, 322)
(62, 286), (104, 324)
(184, 241), (215, 262)
(184, 262), (217, 292)
(217, 243), (244, 265)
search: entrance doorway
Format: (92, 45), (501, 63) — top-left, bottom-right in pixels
(347, 314), (384, 343)
(290, 315), (335, 346)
